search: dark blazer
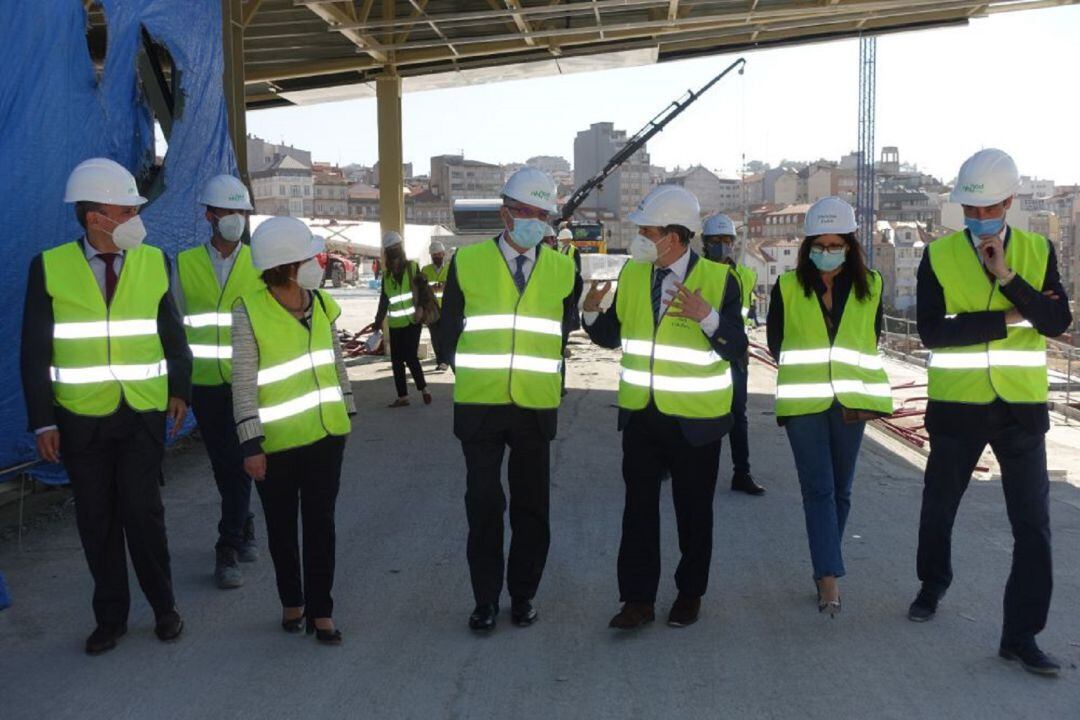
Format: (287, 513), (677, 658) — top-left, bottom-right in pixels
(20, 240), (193, 453)
(585, 250), (748, 447)
(439, 237), (581, 442)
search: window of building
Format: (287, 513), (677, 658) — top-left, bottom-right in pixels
(278, 185), (285, 196)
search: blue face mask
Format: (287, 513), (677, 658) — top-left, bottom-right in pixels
(809, 247), (847, 272)
(963, 214), (1005, 238)
(509, 218), (547, 249)
(704, 241), (732, 261)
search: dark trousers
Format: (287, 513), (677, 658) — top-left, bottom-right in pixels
(191, 384), (253, 551)
(389, 323), (427, 397)
(428, 320), (447, 365)
(255, 435), (345, 618)
(619, 404), (722, 603)
(728, 360), (750, 475)
(917, 417), (1052, 644)
(462, 405), (551, 605)
(61, 406), (175, 626)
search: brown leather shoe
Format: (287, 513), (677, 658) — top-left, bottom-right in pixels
(608, 602), (655, 630)
(667, 594), (701, 627)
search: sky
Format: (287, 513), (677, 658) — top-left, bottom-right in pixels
(244, 5), (1080, 186)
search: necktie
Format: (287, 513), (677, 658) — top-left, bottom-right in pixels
(651, 268), (671, 322)
(513, 255), (528, 293)
(99, 253), (119, 305)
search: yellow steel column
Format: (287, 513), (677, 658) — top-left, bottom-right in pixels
(376, 73), (404, 236)
(221, 0), (249, 182)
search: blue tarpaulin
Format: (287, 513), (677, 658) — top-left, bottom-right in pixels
(0, 0), (237, 483)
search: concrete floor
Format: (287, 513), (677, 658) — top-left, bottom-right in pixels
(1, 288), (1078, 720)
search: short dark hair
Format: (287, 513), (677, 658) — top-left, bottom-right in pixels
(261, 261), (300, 288)
(75, 201), (104, 230)
(662, 224), (693, 245)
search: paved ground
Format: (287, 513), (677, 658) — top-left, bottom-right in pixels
(2, 288), (1079, 720)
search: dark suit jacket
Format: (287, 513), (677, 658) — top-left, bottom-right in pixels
(20, 240), (193, 453)
(585, 250), (748, 447)
(439, 237), (581, 442)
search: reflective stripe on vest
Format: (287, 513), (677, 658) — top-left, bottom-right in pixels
(615, 256), (734, 419)
(43, 241), (168, 416)
(734, 264), (757, 327)
(382, 262), (418, 328)
(421, 262), (450, 307)
(452, 240), (574, 409)
(927, 229), (1049, 403)
(242, 288), (350, 453)
(177, 243), (264, 386)
(774, 270), (893, 418)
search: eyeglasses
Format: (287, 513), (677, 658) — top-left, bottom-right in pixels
(811, 245), (846, 255)
(504, 203), (549, 221)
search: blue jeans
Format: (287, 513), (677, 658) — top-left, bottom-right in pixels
(784, 404), (866, 579)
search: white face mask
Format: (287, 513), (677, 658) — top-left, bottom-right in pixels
(107, 214), (147, 250)
(296, 257), (324, 290)
(216, 213), (246, 242)
(629, 233), (659, 264)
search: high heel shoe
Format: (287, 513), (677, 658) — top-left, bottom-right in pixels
(818, 596), (842, 618)
(281, 609), (305, 633)
(306, 617), (343, 645)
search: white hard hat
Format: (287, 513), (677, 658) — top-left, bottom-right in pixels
(542, 223), (556, 238)
(702, 214), (736, 237)
(382, 231), (404, 248)
(627, 184), (702, 235)
(250, 217), (324, 270)
(63, 157), (147, 206)
(429, 241), (446, 254)
(501, 167), (557, 214)
(804, 197), (858, 236)
(950, 148), (1020, 207)
(557, 228), (573, 241)
(198, 174), (253, 210)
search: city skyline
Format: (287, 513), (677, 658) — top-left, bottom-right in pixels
(244, 5), (1080, 187)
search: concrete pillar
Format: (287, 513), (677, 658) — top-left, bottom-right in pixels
(376, 73), (404, 237)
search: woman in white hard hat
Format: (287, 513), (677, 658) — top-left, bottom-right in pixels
(372, 231), (431, 407)
(231, 216), (355, 644)
(765, 197), (892, 617)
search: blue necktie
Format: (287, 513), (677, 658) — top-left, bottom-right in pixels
(651, 268), (671, 323)
(514, 255), (528, 293)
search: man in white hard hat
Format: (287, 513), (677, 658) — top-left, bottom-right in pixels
(540, 224), (558, 249)
(20, 157), (192, 654)
(909, 149), (1071, 676)
(422, 240), (451, 370)
(173, 174), (265, 589)
(373, 231), (431, 406)
(438, 167), (579, 632)
(581, 185), (748, 630)
(701, 213), (764, 496)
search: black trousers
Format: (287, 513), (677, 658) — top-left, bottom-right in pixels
(61, 406), (175, 626)
(428, 320), (447, 365)
(255, 435), (345, 618)
(462, 405), (551, 605)
(728, 360), (750, 476)
(917, 413), (1052, 644)
(191, 384), (253, 551)
(389, 323), (427, 398)
(620, 404), (722, 603)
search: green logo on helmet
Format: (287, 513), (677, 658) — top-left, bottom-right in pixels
(960, 183), (985, 193)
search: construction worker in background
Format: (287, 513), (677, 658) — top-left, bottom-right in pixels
(909, 149), (1072, 676)
(766, 197), (892, 617)
(541, 224), (558, 249)
(557, 227), (583, 337)
(438, 167), (577, 633)
(581, 185), (747, 630)
(701, 213), (765, 496)
(373, 231), (431, 407)
(231, 217), (354, 645)
(20, 158), (192, 654)
(421, 240), (451, 371)
(173, 174), (264, 590)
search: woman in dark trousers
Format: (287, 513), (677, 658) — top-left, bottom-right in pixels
(232, 217), (354, 645)
(766, 198), (892, 617)
(373, 231), (431, 408)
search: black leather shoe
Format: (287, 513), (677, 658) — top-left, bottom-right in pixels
(511, 598), (538, 627)
(154, 610), (184, 642)
(306, 618), (343, 645)
(469, 603), (498, 632)
(85, 623), (127, 655)
(907, 588), (940, 622)
(999, 641), (1060, 677)
(731, 473), (765, 495)
(667, 594), (701, 628)
(609, 602), (656, 630)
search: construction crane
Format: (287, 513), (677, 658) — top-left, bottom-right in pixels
(559, 57), (747, 252)
(856, 35), (877, 267)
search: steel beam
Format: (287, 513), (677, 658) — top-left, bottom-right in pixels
(223, 0), (251, 180)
